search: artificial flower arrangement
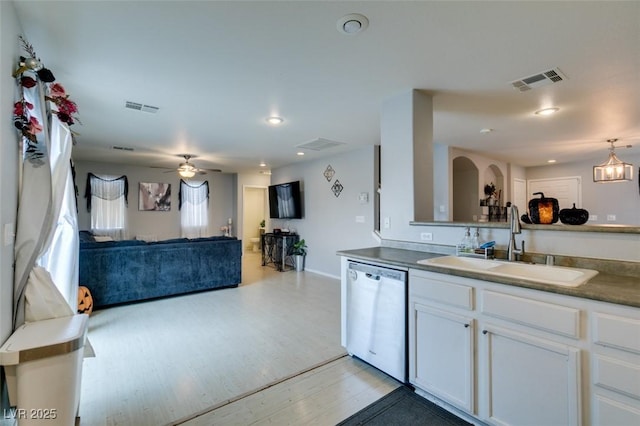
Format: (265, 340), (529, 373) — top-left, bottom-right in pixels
(12, 36), (80, 145)
(47, 83), (79, 125)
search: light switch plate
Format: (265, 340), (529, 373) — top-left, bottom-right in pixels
(4, 223), (15, 246)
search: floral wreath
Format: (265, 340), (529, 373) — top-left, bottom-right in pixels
(12, 36), (80, 147)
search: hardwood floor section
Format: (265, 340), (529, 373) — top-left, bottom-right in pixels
(178, 356), (399, 426)
(78, 253), (397, 425)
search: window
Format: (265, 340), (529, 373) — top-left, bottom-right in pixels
(180, 180), (209, 238)
(85, 173), (128, 239)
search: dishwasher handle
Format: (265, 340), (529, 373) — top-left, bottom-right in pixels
(347, 261), (406, 282)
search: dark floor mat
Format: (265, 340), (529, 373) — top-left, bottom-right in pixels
(337, 386), (472, 426)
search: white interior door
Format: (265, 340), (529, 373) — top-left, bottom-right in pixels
(513, 178), (527, 213)
(527, 176), (582, 210)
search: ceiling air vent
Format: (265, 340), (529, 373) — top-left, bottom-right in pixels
(125, 101), (159, 114)
(112, 145), (135, 152)
(296, 138), (346, 151)
(511, 68), (567, 92)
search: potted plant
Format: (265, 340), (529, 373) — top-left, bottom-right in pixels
(292, 239), (307, 272)
(484, 182), (497, 205)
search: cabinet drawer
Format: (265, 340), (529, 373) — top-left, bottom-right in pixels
(593, 354), (640, 400)
(593, 395), (640, 426)
(481, 290), (580, 338)
(593, 313), (640, 355)
(410, 273), (473, 310)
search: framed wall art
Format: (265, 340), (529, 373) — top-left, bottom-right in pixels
(139, 182), (171, 211)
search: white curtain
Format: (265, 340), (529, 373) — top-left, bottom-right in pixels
(13, 72), (53, 327)
(180, 180), (209, 238)
(37, 114), (79, 309)
(86, 174), (128, 240)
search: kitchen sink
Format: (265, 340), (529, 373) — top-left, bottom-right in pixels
(417, 256), (599, 287)
(417, 255), (503, 270)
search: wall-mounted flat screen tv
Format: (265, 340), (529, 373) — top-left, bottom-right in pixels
(268, 181), (303, 219)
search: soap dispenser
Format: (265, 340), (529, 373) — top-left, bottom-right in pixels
(471, 228), (480, 250)
(459, 227), (472, 254)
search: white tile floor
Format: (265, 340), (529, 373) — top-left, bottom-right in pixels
(76, 253), (397, 425)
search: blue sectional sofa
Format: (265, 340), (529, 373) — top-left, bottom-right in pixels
(79, 233), (242, 308)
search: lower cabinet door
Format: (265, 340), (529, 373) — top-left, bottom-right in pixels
(481, 325), (581, 426)
(410, 302), (474, 413)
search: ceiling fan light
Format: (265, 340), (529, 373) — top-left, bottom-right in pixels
(179, 169), (196, 178)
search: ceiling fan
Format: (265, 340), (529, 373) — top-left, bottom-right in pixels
(162, 155), (222, 178)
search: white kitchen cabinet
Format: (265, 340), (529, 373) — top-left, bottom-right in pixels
(591, 309), (640, 425)
(409, 270), (475, 413)
(480, 324), (581, 426)
(404, 265), (640, 426)
(411, 303), (474, 412)
(409, 269), (584, 425)
(479, 289), (583, 425)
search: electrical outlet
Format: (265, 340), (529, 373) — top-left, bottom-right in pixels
(420, 232), (433, 241)
(607, 214), (616, 222)
(384, 217), (390, 229)
(355, 216), (365, 223)
(589, 215), (598, 221)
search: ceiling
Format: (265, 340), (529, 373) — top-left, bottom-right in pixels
(12, 1), (640, 174)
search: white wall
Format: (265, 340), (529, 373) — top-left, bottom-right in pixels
(74, 161), (236, 240)
(380, 90), (434, 233)
(270, 146), (379, 277)
(378, 92), (639, 263)
(526, 153), (640, 226)
(0, 1), (21, 343)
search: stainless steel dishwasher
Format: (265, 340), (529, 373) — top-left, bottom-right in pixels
(345, 261), (407, 383)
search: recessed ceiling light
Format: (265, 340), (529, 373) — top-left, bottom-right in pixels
(547, 159), (557, 163)
(266, 116), (284, 125)
(259, 162), (266, 167)
(480, 128), (494, 134)
(534, 107), (559, 116)
(297, 152), (305, 156)
(337, 13), (369, 35)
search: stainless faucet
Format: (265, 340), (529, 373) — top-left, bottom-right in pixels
(508, 205), (525, 261)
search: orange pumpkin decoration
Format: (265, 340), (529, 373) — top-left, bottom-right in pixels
(78, 286), (94, 315)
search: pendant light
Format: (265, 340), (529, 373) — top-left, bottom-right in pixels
(593, 139), (634, 183)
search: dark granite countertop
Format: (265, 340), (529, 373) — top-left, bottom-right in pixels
(337, 247), (640, 309)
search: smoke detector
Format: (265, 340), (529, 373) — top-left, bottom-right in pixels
(511, 68), (567, 92)
(337, 14), (369, 35)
